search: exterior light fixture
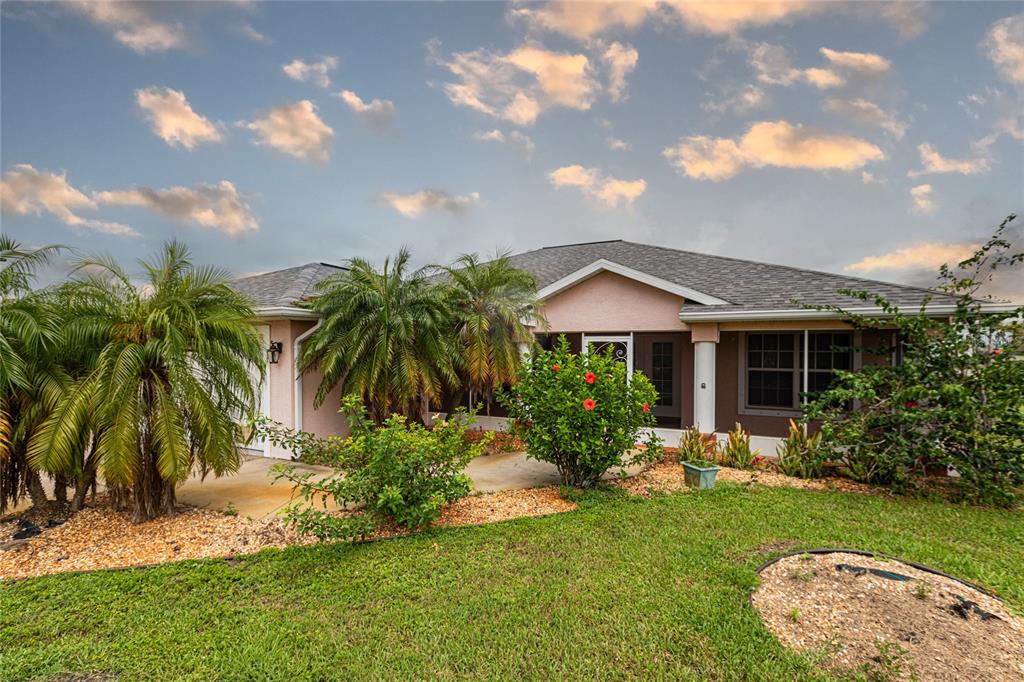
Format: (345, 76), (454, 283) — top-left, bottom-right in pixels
(268, 341), (283, 364)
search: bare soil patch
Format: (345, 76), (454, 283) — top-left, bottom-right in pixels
(752, 551), (1024, 681)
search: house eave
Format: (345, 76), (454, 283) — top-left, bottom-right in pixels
(537, 258), (730, 306)
(678, 303), (1019, 323)
(255, 305), (320, 320)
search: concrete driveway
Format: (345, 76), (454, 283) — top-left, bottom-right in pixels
(176, 452), (647, 519)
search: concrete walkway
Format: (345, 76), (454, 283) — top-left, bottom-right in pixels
(175, 452), (647, 519)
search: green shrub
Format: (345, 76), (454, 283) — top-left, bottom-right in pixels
(678, 426), (718, 464)
(261, 396), (489, 541)
(717, 423), (762, 469)
(498, 335), (661, 487)
(775, 419), (825, 478)
(802, 215), (1024, 505)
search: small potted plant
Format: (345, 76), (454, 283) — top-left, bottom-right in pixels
(682, 458), (721, 489)
(678, 426), (721, 489)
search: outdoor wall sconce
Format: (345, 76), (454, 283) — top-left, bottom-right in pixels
(267, 341), (283, 364)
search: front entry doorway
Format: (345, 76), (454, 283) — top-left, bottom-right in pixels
(635, 334), (681, 425)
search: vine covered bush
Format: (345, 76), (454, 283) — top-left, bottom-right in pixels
(257, 396), (490, 540)
(499, 336), (662, 487)
(802, 215), (1024, 505)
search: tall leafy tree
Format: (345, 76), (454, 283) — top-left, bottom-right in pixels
(301, 249), (457, 423)
(441, 252), (543, 410)
(28, 242), (264, 521)
(0, 237), (64, 512)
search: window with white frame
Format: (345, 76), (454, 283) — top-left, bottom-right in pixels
(745, 332), (852, 410)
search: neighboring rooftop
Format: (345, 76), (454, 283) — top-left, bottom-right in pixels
(233, 262), (346, 308)
(505, 239), (956, 313)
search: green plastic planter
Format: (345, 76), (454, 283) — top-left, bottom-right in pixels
(682, 461), (720, 489)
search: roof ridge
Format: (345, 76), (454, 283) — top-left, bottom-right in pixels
(612, 240), (950, 299)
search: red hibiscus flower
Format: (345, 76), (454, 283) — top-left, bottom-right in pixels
(642, 402), (650, 413)
(582, 398), (596, 411)
(584, 372), (596, 384)
(905, 400), (917, 409)
(552, 363), (560, 372)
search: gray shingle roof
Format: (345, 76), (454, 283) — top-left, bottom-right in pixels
(505, 240), (956, 313)
(233, 262), (346, 308)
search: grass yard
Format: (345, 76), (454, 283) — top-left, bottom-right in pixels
(1, 483), (1022, 681)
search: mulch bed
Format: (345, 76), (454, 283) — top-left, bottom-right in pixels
(613, 461), (876, 496)
(752, 551), (1024, 681)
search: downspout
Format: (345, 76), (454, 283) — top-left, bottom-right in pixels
(293, 319), (323, 432)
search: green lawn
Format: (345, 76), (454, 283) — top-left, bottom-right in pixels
(2, 484), (1022, 681)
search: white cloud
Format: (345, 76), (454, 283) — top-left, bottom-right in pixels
(847, 241), (977, 273)
(381, 190), (480, 218)
(136, 86), (222, 149)
(964, 87), (1024, 148)
(0, 164), (136, 236)
(861, 171), (882, 184)
(548, 165), (646, 207)
(237, 22), (273, 44)
(336, 90), (396, 131)
(512, 1), (925, 40)
(68, 1), (185, 53)
(601, 42), (639, 102)
(663, 120), (884, 181)
(242, 101), (334, 163)
(909, 184), (936, 213)
(607, 137), (631, 151)
(95, 181), (258, 235)
(701, 84), (767, 115)
(282, 56), (339, 88)
(429, 40), (599, 125)
(819, 47), (891, 74)
(983, 14), (1024, 85)
(823, 98), (907, 138)
(908, 143), (990, 177)
(746, 42), (843, 89)
(471, 129), (535, 157)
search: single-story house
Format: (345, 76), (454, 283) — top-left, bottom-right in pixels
(234, 239), (1014, 458)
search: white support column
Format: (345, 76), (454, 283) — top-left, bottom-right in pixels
(693, 341), (716, 433)
(802, 328), (810, 436)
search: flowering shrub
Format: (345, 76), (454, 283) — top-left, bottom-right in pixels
(499, 335), (661, 487)
(802, 215), (1024, 505)
(259, 396), (489, 541)
(717, 423), (761, 470)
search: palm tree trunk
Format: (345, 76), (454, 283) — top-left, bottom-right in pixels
(26, 470), (48, 508)
(419, 391), (432, 426)
(71, 453), (98, 513)
(53, 473), (68, 505)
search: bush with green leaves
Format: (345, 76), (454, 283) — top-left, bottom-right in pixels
(775, 419), (825, 479)
(802, 214), (1024, 505)
(677, 426), (718, 466)
(717, 423), (762, 469)
(261, 396), (489, 541)
(498, 336), (661, 487)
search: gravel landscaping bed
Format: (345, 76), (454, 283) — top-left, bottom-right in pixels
(752, 551), (1024, 681)
(0, 487), (577, 581)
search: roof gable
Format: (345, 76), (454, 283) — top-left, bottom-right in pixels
(233, 262), (346, 309)
(537, 258), (729, 306)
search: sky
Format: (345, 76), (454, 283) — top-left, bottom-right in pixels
(1, 1), (1022, 298)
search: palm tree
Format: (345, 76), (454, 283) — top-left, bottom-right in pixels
(0, 237), (64, 512)
(440, 253), (543, 412)
(301, 249), (457, 423)
(28, 242), (264, 521)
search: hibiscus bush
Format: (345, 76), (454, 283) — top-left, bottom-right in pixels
(498, 335), (661, 487)
(802, 214), (1024, 505)
(260, 396), (489, 541)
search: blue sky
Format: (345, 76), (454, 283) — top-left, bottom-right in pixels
(2, 1), (1022, 297)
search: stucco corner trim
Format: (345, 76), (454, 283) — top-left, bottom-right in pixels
(537, 259), (730, 306)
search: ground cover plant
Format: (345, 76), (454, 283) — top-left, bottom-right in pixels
(1, 484), (1021, 681)
(500, 335), (662, 486)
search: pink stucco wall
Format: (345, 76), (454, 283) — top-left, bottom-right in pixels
(541, 270), (689, 332)
(293, 321), (350, 440)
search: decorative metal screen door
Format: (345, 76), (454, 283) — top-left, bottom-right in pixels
(581, 334), (633, 379)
